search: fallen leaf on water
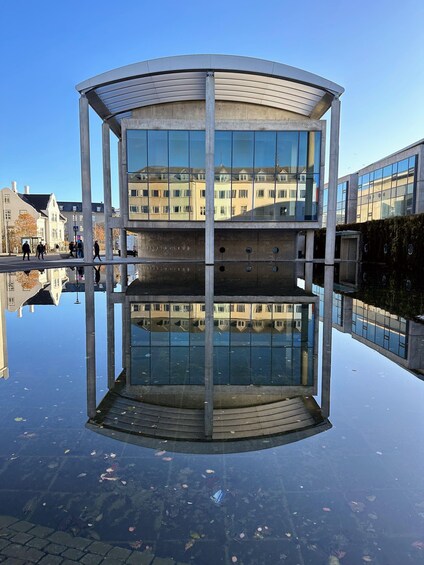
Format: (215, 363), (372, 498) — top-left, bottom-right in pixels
(185, 540), (194, 551)
(349, 501), (365, 513)
(368, 513), (378, 520)
(77, 473), (87, 478)
(109, 453), (116, 458)
(130, 540), (142, 549)
(412, 541), (424, 549)
(155, 450), (166, 457)
(190, 532), (200, 539)
(232, 557), (238, 563)
(14, 417), (25, 422)
(128, 526), (136, 532)
(182, 484), (188, 489)
(322, 507), (331, 512)
(239, 533), (245, 539)
(362, 557), (373, 562)
(162, 457), (173, 462)
(95, 513), (103, 522)
(206, 469), (215, 474)
(366, 495), (376, 502)
(90, 450), (97, 456)
(64, 449), (70, 454)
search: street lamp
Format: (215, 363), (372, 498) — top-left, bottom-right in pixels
(74, 268), (81, 305)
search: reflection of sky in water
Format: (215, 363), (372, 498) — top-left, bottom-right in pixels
(0, 275), (423, 565)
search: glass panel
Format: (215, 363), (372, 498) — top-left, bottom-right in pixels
(148, 130), (168, 170)
(190, 131), (205, 170)
(254, 131), (276, 169)
(277, 131), (298, 174)
(127, 130), (147, 173)
(215, 131), (232, 169)
(298, 131), (308, 170)
(169, 130), (189, 172)
(232, 131), (254, 169)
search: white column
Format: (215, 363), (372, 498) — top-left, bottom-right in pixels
(204, 265), (214, 438)
(85, 267), (97, 418)
(205, 72), (215, 266)
(325, 97), (341, 265)
(118, 140), (127, 258)
(79, 95), (93, 262)
(102, 122), (113, 261)
(321, 265), (334, 418)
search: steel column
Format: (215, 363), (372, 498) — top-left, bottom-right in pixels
(79, 95), (93, 263)
(205, 72), (215, 266)
(325, 98), (341, 265)
(102, 122), (113, 261)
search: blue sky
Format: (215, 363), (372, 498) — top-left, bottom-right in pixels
(1, 0), (423, 205)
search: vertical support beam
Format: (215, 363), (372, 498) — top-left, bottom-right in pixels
(305, 230), (314, 261)
(205, 72), (215, 266)
(102, 122), (113, 261)
(204, 265), (214, 438)
(321, 265), (334, 418)
(118, 140), (127, 258)
(85, 267), (97, 419)
(79, 95), (93, 263)
(325, 97), (341, 266)
(106, 265), (115, 389)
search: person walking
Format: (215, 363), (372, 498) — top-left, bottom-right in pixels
(77, 240), (84, 258)
(22, 241), (31, 261)
(69, 241), (75, 258)
(93, 240), (102, 261)
(36, 242), (44, 260)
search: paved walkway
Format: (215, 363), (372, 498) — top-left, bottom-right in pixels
(0, 515), (188, 565)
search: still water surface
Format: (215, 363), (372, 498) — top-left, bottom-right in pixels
(0, 263), (423, 565)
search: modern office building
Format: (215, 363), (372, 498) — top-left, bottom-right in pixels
(323, 139), (424, 226)
(76, 55), (343, 263)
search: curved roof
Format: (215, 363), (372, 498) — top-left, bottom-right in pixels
(76, 54), (344, 136)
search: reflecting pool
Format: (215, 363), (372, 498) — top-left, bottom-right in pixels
(0, 262), (423, 564)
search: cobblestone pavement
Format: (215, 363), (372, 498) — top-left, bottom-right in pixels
(0, 515), (188, 565)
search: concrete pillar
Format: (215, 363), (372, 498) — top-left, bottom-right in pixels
(346, 173), (358, 224)
(305, 230), (314, 261)
(106, 265), (115, 389)
(79, 95), (94, 263)
(205, 72), (215, 266)
(118, 140), (127, 258)
(204, 265), (214, 438)
(102, 122), (113, 261)
(85, 267), (97, 419)
(325, 98), (341, 265)
(321, 265), (334, 418)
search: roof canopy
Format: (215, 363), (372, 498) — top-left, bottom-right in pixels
(77, 54), (344, 136)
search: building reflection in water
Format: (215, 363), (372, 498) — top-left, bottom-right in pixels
(85, 261), (334, 453)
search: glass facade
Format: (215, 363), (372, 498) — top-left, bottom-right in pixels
(127, 130), (321, 222)
(130, 301), (315, 386)
(322, 180), (348, 227)
(352, 300), (407, 358)
(357, 156), (416, 222)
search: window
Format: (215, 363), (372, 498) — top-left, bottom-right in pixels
(256, 190), (264, 198)
(4, 210), (11, 220)
(277, 190), (287, 198)
(239, 190), (248, 198)
(130, 206), (139, 213)
(152, 190), (160, 197)
(72, 205), (77, 212)
(3, 195), (9, 204)
(200, 206), (205, 215)
(130, 189), (138, 197)
(97, 206), (101, 212)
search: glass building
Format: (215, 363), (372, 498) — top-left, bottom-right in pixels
(76, 55), (344, 262)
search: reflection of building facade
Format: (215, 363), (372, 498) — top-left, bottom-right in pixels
(58, 201), (115, 244)
(84, 262), (332, 452)
(77, 55), (343, 262)
(4, 268), (69, 313)
(323, 139), (424, 225)
(0, 275), (8, 378)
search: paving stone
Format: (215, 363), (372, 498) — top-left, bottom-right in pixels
(1, 558), (27, 565)
(27, 525), (55, 539)
(10, 532), (33, 545)
(100, 559), (123, 565)
(26, 537), (49, 550)
(48, 532), (75, 546)
(25, 547), (46, 563)
(61, 548), (84, 561)
(106, 546), (132, 560)
(79, 553), (103, 565)
(45, 543), (67, 555)
(0, 517), (19, 529)
(61, 560), (80, 565)
(126, 551), (155, 565)
(0, 530), (15, 540)
(0, 539), (11, 551)
(86, 541), (113, 556)
(152, 558), (175, 565)
(9, 522), (34, 533)
(38, 556), (63, 565)
(66, 536), (91, 551)
(1, 544), (29, 560)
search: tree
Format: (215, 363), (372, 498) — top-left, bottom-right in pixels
(93, 223), (105, 249)
(9, 212), (37, 251)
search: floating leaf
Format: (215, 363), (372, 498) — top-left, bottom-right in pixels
(185, 540), (194, 551)
(128, 526), (136, 532)
(162, 457), (173, 462)
(349, 501), (365, 513)
(412, 541), (424, 549)
(232, 557), (238, 563)
(77, 473), (87, 478)
(366, 495), (376, 502)
(190, 532), (201, 539)
(155, 450), (166, 457)
(206, 469), (215, 474)
(64, 449), (70, 454)
(130, 540), (142, 549)
(95, 513), (103, 522)
(362, 557), (373, 562)
(322, 507), (331, 512)
(14, 417), (24, 422)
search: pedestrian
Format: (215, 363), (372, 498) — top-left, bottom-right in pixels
(36, 242), (44, 260)
(69, 241), (75, 258)
(93, 240), (101, 261)
(22, 241), (31, 261)
(77, 240), (83, 258)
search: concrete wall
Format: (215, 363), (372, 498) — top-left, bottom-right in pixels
(137, 229), (296, 261)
